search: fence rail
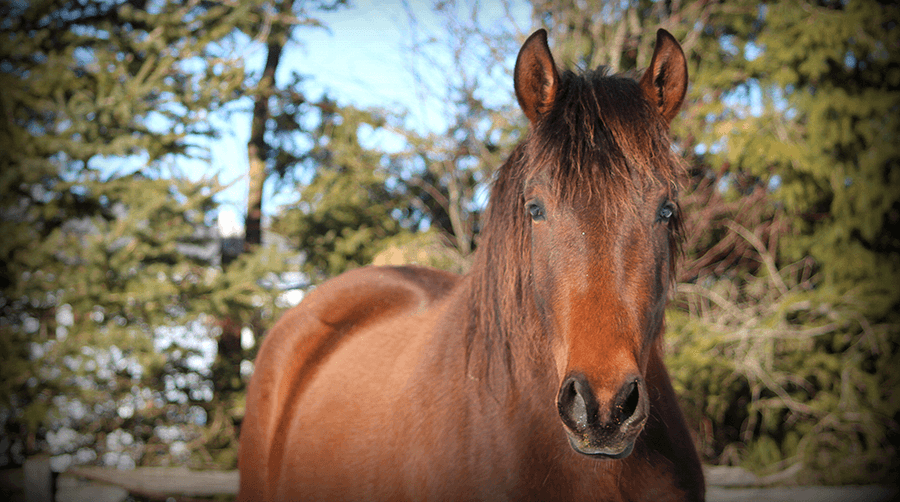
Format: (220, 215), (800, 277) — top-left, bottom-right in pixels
(2, 457), (897, 502)
(1, 456), (237, 502)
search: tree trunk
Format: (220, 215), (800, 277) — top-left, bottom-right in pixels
(246, 0), (295, 250)
(246, 39), (287, 250)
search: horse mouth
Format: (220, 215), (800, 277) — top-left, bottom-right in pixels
(562, 412), (646, 460)
(566, 433), (637, 459)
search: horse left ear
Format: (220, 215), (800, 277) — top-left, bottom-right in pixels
(640, 29), (688, 125)
(514, 29), (559, 125)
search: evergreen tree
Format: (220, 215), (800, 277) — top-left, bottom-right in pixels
(271, 102), (418, 279)
(0, 0), (289, 467)
(695, 0), (900, 481)
(718, 1), (899, 319)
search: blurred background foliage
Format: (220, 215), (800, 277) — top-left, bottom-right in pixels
(1, 0), (897, 487)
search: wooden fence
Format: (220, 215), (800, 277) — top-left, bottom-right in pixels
(0, 455), (237, 502)
(1, 456), (897, 502)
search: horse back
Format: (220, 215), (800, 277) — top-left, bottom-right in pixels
(237, 265), (460, 502)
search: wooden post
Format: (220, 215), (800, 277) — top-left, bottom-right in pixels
(24, 455), (53, 502)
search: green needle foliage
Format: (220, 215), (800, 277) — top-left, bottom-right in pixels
(0, 0), (290, 468)
(271, 103), (417, 279)
(707, 1), (900, 320)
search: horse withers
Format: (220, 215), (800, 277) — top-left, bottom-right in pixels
(238, 28), (705, 501)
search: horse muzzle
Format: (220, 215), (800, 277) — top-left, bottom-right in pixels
(556, 374), (649, 458)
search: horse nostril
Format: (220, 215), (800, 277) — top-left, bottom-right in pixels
(615, 378), (644, 426)
(620, 381), (639, 422)
(557, 376), (593, 430)
(569, 386), (587, 429)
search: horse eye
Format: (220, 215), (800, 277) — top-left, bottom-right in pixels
(527, 202), (546, 221)
(657, 202), (676, 223)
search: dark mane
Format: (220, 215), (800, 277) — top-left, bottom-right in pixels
(465, 67), (686, 382)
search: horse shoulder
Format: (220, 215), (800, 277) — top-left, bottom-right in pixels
(238, 265), (460, 501)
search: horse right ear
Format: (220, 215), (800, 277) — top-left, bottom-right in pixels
(639, 29), (688, 125)
(514, 29), (559, 125)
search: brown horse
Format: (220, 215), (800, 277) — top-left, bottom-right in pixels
(238, 29), (704, 501)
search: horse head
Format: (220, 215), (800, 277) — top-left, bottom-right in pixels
(514, 29), (688, 458)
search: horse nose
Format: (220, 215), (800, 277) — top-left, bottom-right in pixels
(557, 374), (646, 432)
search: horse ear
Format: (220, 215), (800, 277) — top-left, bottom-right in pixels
(514, 29), (559, 125)
(639, 29), (688, 125)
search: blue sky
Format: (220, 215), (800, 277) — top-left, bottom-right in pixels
(208, 0), (531, 235)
